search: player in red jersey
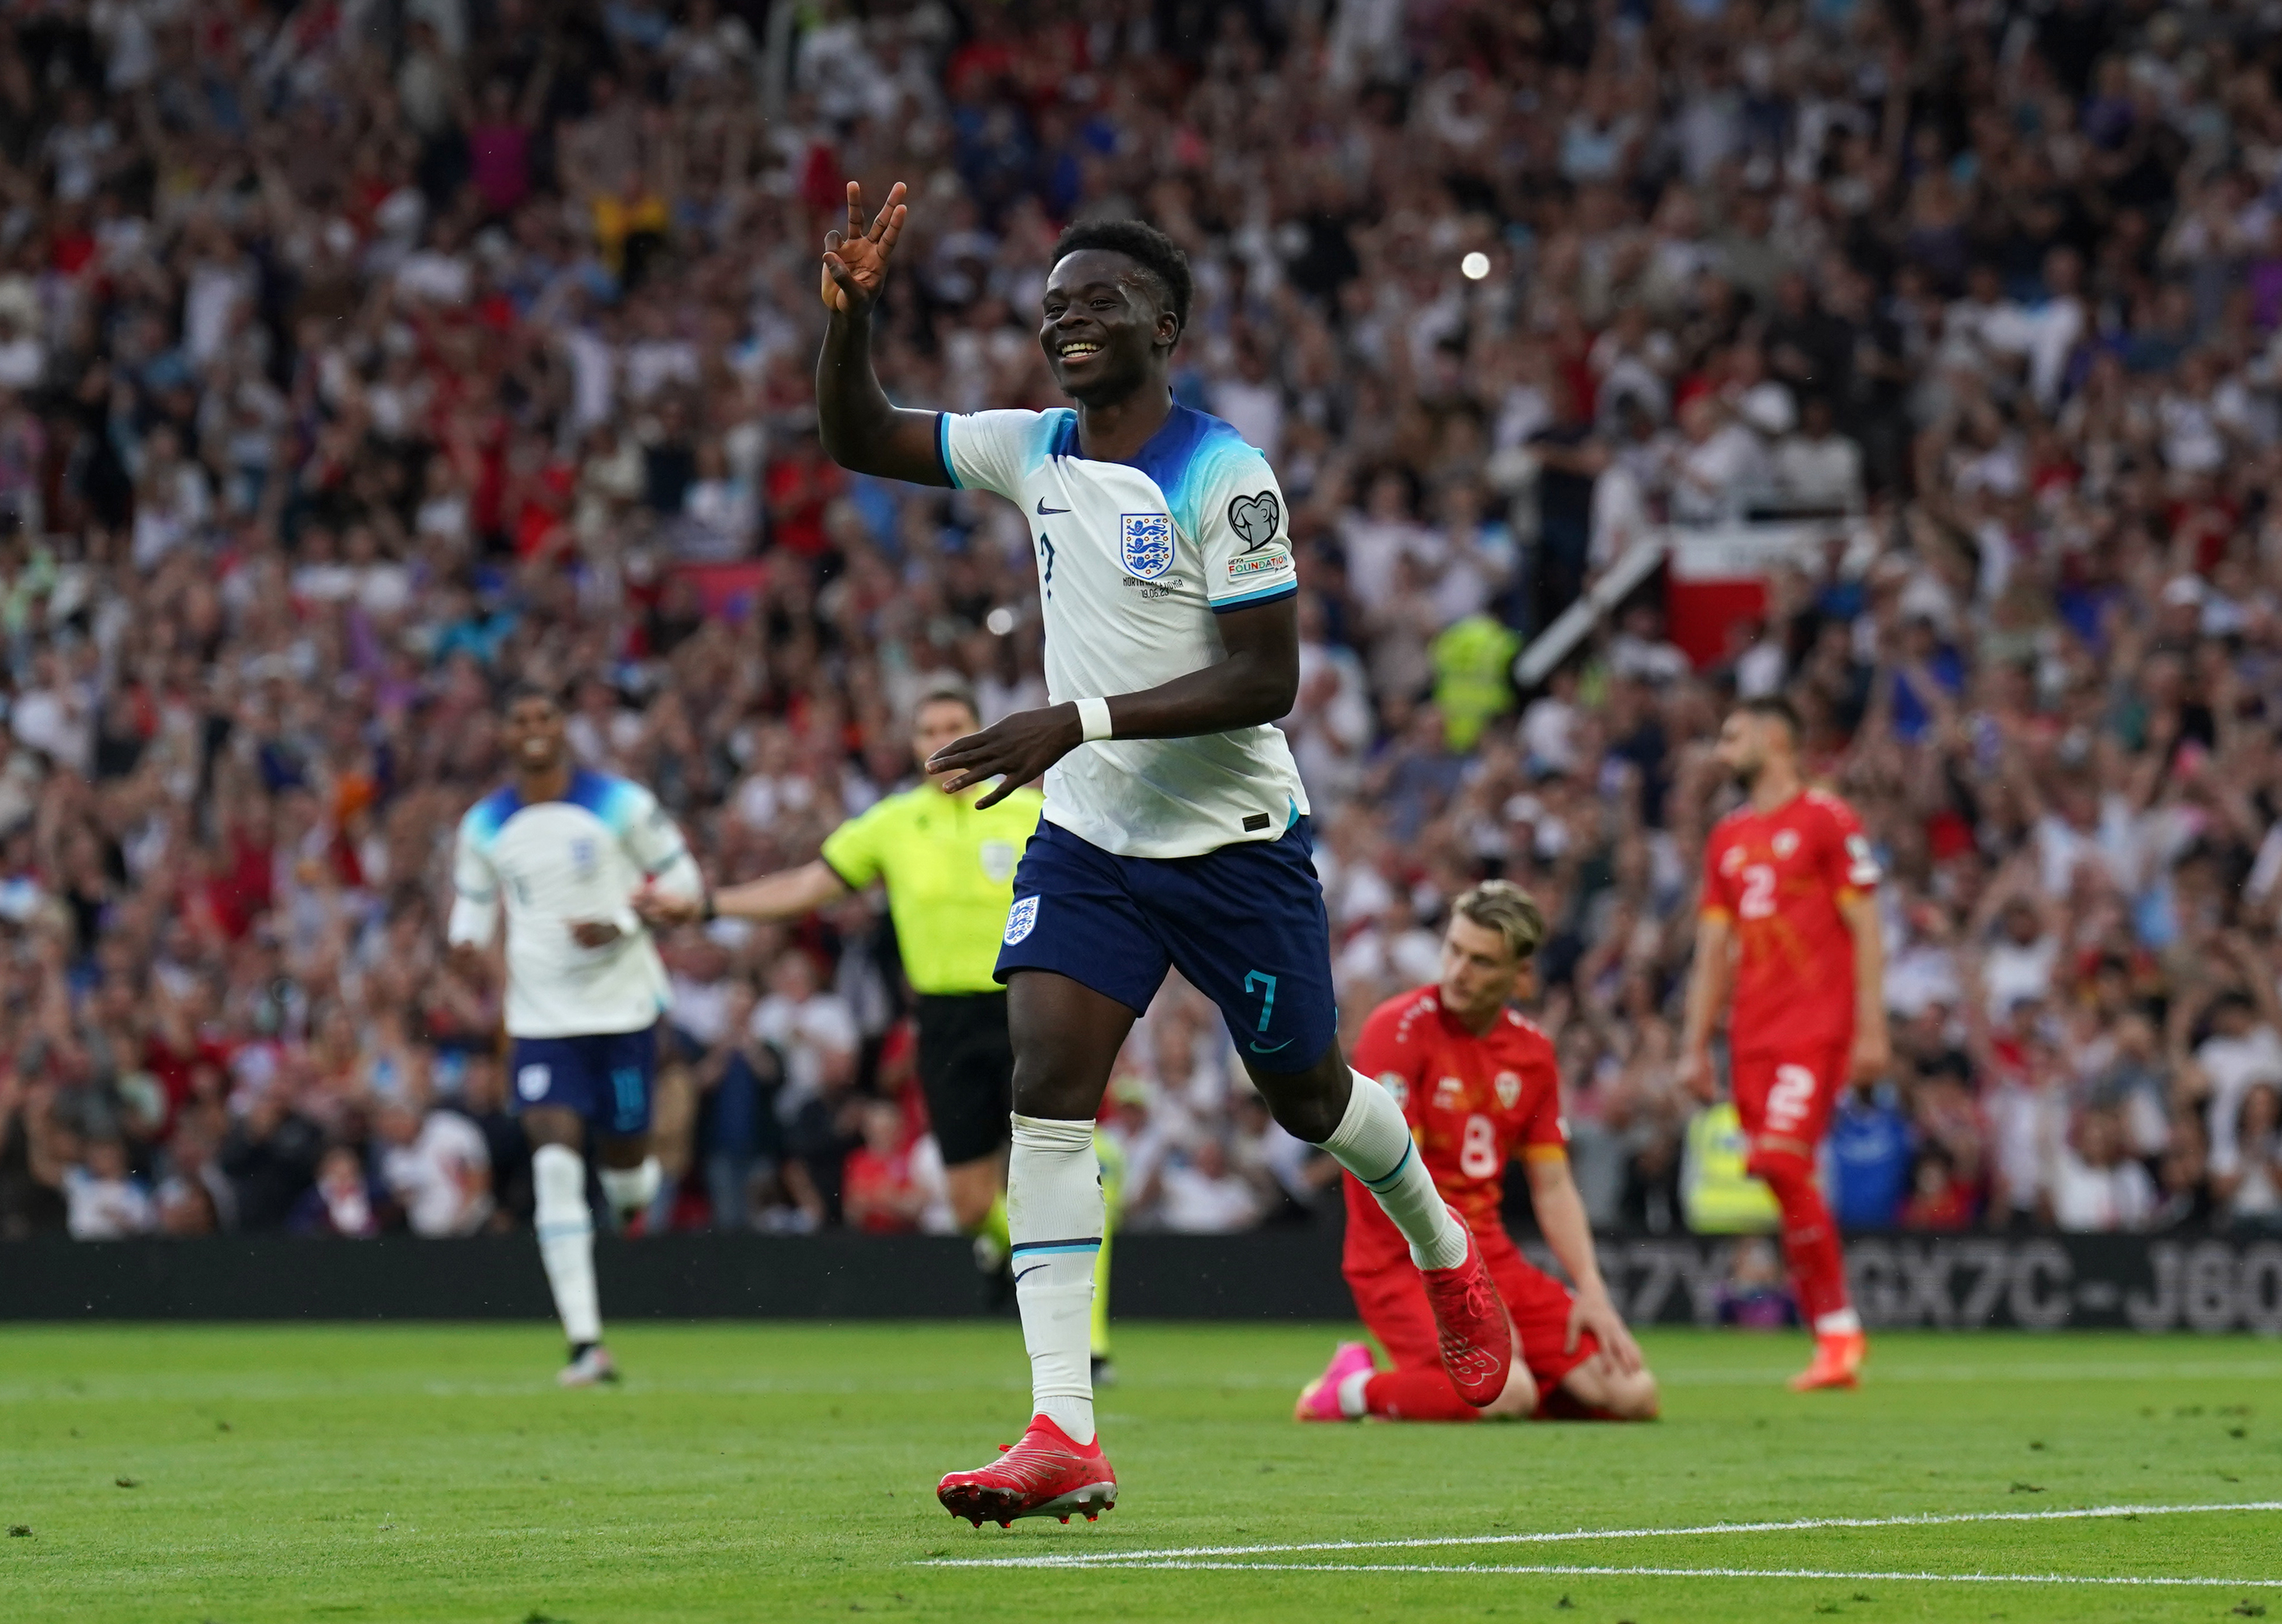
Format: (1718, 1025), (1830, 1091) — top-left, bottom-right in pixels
(1296, 882), (1660, 1424)
(1679, 695), (1888, 1392)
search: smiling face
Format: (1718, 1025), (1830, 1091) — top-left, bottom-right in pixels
(502, 692), (568, 776)
(1038, 249), (1177, 405)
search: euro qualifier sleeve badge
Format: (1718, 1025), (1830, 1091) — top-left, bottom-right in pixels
(1119, 512), (1175, 579)
(1226, 490), (1282, 552)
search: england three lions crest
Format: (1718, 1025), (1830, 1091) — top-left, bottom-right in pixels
(1120, 512), (1175, 580)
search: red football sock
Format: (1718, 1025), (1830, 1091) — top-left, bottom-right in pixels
(1363, 1368), (1480, 1423)
(1751, 1149), (1852, 1325)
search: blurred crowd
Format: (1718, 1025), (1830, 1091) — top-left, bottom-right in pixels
(1, 0), (2280, 1248)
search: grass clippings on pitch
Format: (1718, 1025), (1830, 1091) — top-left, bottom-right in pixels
(0, 1320), (2276, 1622)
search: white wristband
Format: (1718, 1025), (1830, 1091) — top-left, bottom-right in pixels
(1076, 696), (1114, 743)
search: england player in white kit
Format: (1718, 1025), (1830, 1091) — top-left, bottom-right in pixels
(448, 685), (702, 1385)
(815, 185), (1516, 1525)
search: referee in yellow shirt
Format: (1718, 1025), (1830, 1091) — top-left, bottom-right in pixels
(635, 679), (1117, 1371)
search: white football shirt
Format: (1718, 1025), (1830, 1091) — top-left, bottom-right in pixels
(939, 402), (1310, 859)
(447, 769), (701, 1038)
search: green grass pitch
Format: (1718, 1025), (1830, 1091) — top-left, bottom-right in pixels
(2, 1322), (2277, 1622)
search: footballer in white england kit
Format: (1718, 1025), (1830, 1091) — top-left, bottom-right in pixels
(447, 686), (701, 1385)
(450, 766), (698, 1097)
(813, 190), (1515, 1525)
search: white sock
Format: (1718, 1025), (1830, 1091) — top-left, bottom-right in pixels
(1337, 1368), (1373, 1419)
(598, 1155), (661, 1219)
(1815, 1308), (1863, 1337)
(533, 1144), (601, 1347)
(1320, 1069), (1467, 1271)
(1008, 1113), (1102, 1446)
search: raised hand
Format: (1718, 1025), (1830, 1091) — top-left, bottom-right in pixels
(821, 180), (909, 316)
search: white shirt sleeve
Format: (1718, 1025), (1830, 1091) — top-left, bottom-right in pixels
(446, 812), (500, 947)
(619, 782), (702, 903)
(1198, 452), (1298, 613)
(940, 408), (1045, 501)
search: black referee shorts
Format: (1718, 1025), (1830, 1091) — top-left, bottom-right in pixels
(916, 992), (1014, 1168)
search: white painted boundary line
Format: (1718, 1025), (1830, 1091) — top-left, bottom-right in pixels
(923, 1499), (2282, 1570)
(1000, 1561), (2282, 1587)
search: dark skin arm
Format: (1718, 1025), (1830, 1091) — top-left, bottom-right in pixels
(814, 180), (949, 487)
(928, 595), (1302, 807)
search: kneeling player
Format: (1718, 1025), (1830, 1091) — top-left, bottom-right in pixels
(1299, 882), (1659, 1423)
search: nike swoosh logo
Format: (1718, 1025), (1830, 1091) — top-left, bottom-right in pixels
(1248, 1038), (1294, 1054)
(1013, 1264), (1048, 1284)
(1036, 499), (1070, 514)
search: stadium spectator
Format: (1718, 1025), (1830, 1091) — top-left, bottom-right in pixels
(1140, 1135), (1269, 1236)
(62, 1134), (153, 1239)
(2215, 1083), (2282, 1235)
(217, 1088), (325, 1234)
(840, 1098), (933, 1235)
(293, 1144), (384, 1239)
(375, 1097), (494, 1238)
(1829, 1082), (1914, 1232)
(2050, 1106), (2160, 1233)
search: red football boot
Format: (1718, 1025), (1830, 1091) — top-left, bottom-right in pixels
(937, 1416), (1118, 1528)
(1789, 1330), (1868, 1392)
(1419, 1217), (1515, 1407)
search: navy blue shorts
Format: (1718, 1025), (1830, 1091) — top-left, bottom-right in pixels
(510, 1026), (659, 1137)
(995, 818), (1337, 1072)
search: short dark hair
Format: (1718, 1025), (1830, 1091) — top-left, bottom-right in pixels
(914, 674), (980, 725)
(1048, 219), (1194, 344)
(1737, 693), (1803, 741)
(501, 679), (563, 714)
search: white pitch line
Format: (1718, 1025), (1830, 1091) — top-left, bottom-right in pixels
(923, 1500), (2282, 1569)
(982, 1560), (2282, 1587)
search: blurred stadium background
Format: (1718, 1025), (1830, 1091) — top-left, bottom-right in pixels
(0, 0), (2275, 1339)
